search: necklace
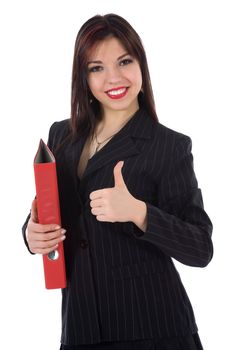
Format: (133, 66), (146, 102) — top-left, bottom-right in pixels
(93, 112), (136, 155)
(94, 132), (118, 154)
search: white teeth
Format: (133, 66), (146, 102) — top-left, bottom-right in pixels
(107, 88), (126, 96)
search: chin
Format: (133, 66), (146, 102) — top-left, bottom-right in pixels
(104, 99), (138, 113)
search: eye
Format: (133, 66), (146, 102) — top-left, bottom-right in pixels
(88, 65), (103, 73)
(119, 58), (133, 66)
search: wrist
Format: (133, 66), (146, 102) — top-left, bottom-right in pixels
(131, 199), (147, 232)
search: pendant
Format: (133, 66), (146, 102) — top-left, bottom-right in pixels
(94, 144), (99, 154)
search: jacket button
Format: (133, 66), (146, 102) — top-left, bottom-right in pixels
(80, 239), (89, 249)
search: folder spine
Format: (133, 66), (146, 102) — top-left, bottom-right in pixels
(34, 140), (66, 289)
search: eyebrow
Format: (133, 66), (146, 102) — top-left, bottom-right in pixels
(87, 53), (130, 65)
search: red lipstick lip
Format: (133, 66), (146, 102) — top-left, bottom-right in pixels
(105, 87), (129, 99)
(105, 86), (127, 93)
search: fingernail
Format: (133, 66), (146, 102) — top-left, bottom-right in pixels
(61, 229), (66, 234)
(61, 235), (66, 241)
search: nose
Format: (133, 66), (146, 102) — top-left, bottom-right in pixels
(105, 66), (122, 84)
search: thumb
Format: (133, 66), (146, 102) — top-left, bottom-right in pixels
(113, 161), (126, 188)
(31, 198), (39, 223)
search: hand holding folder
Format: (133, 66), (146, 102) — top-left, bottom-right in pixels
(33, 139), (66, 289)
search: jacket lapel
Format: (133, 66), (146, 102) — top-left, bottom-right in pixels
(63, 132), (87, 191)
(82, 109), (154, 180)
(64, 109), (155, 183)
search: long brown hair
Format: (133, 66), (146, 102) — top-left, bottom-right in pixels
(70, 13), (158, 140)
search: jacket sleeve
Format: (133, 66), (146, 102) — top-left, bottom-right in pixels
(126, 135), (213, 268)
(21, 123), (57, 254)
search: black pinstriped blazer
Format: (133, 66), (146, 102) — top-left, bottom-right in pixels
(22, 108), (213, 345)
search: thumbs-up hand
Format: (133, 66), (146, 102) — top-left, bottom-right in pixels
(89, 161), (147, 229)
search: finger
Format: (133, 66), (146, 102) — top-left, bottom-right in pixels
(31, 229), (66, 242)
(90, 198), (104, 208)
(28, 221), (61, 233)
(96, 215), (109, 222)
(91, 207), (105, 216)
(113, 161), (125, 188)
(31, 198), (38, 223)
(31, 244), (59, 255)
(30, 235), (66, 250)
(89, 189), (105, 200)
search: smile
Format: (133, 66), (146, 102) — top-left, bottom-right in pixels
(105, 87), (129, 99)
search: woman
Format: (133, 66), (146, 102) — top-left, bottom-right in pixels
(22, 14), (213, 350)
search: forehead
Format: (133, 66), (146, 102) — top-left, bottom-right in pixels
(87, 36), (127, 61)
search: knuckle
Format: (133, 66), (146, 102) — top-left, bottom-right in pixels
(40, 241), (51, 249)
(27, 231), (34, 241)
(102, 189), (108, 196)
(42, 248), (50, 255)
(42, 224), (53, 233)
(45, 241), (54, 248)
(46, 231), (56, 240)
(44, 225), (52, 233)
(39, 225), (46, 233)
(52, 239), (60, 247)
(27, 222), (33, 230)
(47, 244), (58, 253)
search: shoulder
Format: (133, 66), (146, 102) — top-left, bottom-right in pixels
(49, 118), (70, 136)
(153, 121), (191, 142)
(135, 109), (192, 154)
(47, 118), (71, 151)
(150, 120), (192, 154)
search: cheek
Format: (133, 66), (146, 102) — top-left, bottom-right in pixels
(128, 66), (142, 89)
(88, 77), (103, 96)
(136, 68), (143, 87)
(130, 70), (142, 91)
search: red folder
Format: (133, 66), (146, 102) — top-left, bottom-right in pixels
(33, 139), (66, 289)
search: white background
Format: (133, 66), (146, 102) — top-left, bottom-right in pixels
(0, 1), (232, 349)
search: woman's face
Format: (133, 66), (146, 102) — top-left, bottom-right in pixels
(86, 36), (142, 116)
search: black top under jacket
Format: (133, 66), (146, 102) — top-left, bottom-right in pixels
(22, 108), (213, 345)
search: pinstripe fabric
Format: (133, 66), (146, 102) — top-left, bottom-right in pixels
(22, 109), (213, 346)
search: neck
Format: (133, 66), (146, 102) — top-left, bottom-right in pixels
(98, 103), (139, 133)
